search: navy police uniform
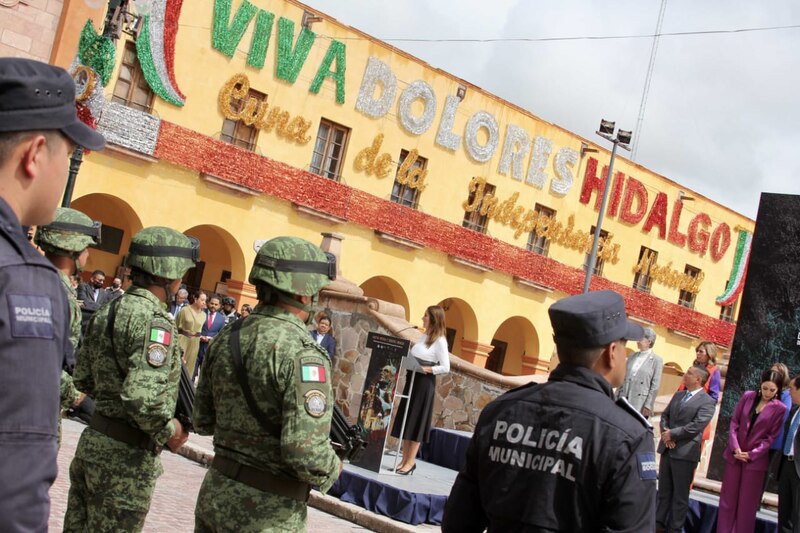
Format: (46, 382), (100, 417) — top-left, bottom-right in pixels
(443, 290), (657, 532)
(0, 197), (70, 532)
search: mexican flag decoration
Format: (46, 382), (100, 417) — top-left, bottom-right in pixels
(136, 0), (187, 107)
(70, 20), (116, 130)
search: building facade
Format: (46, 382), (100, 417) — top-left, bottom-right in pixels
(37, 0), (752, 375)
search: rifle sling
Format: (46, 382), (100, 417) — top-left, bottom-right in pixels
(229, 317), (282, 436)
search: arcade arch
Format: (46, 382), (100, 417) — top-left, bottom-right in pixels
(438, 297), (479, 360)
(487, 316), (541, 376)
(183, 225), (247, 295)
(359, 276), (410, 321)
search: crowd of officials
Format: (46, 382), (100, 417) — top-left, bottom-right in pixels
(4, 57), (800, 533)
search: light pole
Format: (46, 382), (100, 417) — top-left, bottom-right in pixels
(582, 119), (632, 293)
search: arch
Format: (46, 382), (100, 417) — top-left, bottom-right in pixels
(183, 224), (247, 294)
(360, 276), (410, 321)
(438, 297), (479, 360)
(487, 316), (541, 376)
(70, 193), (143, 281)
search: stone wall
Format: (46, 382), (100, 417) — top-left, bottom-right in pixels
(0, 0), (62, 61)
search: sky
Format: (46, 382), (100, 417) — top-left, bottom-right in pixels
(302, 0), (800, 220)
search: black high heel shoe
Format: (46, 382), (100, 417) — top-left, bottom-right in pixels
(397, 464), (417, 476)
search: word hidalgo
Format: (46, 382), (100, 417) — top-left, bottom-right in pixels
(581, 158), (731, 261)
(463, 177), (621, 263)
(355, 57), (578, 197)
(218, 73), (312, 144)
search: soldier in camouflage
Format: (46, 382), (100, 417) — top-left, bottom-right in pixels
(63, 227), (198, 532)
(34, 208), (100, 424)
(193, 236), (342, 532)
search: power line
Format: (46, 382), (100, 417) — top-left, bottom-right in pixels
(324, 23), (800, 43)
(632, 0), (668, 161)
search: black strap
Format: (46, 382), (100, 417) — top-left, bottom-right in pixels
(45, 220), (101, 242)
(229, 318), (281, 436)
(127, 235), (200, 262)
(254, 253), (336, 279)
(104, 296), (126, 380)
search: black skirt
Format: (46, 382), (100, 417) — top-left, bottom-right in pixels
(390, 370), (436, 443)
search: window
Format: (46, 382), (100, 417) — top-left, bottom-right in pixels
(719, 282), (738, 323)
(583, 226), (608, 276)
(678, 265), (701, 309)
(486, 339), (508, 374)
(310, 119), (349, 181)
(462, 182), (495, 234)
(633, 246), (657, 293)
(220, 88), (264, 152)
(111, 41), (155, 113)
(390, 150), (426, 208)
(526, 204), (555, 256)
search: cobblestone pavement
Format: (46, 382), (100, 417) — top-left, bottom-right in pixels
(49, 419), (375, 532)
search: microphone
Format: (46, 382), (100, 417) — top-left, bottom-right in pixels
(396, 325), (419, 333)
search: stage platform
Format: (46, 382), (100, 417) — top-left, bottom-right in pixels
(329, 427), (780, 530)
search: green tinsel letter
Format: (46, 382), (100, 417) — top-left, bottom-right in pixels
(310, 40), (346, 104)
(275, 17), (316, 83)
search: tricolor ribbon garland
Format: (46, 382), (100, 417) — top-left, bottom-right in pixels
(715, 228), (752, 306)
(136, 0), (186, 107)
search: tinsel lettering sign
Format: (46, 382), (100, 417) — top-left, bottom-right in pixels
(581, 157), (732, 262)
(462, 177), (620, 263)
(633, 250), (705, 294)
(354, 135), (428, 191)
(212, 0), (346, 103)
(218, 73), (312, 143)
(355, 57), (579, 196)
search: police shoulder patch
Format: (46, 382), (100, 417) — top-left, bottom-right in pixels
(147, 343), (168, 367)
(304, 389), (327, 418)
(637, 452), (658, 480)
(617, 396), (652, 429)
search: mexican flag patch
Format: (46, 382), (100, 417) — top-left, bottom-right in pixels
(301, 364), (326, 383)
(149, 327), (171, 345)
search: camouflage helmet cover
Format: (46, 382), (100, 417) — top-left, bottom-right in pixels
(248, 236), (335, 296)
(222, 296), (236, 306)
(34, 207), (100, 253)
(123, 226), (198, 280)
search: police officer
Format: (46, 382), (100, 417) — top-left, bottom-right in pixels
(0, 58), (105, 532)
(35, 208), (101, 425)
(63, 227), (197, 532)
(443, 290), (656, 532)
(193, 236), (342, 532)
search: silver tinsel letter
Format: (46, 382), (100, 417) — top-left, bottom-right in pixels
(464, 111), (499, 163)
(435, 95), (461, 151)
(97, 101), (161, 156)
(526, 136), (553, 189)
(498, 124), (531, 180)
(398, 80), (437, 135)
(551, 147), (578, 195)
(355, 56), (397, 119)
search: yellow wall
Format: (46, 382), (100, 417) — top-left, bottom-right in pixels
(63, 0), (752, 375)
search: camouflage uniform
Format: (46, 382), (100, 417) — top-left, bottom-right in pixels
(34, 208), (101, 427)
(194, 237), (340, 533)
(63, 227), (197, 533)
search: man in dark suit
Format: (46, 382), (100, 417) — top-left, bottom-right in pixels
(310, 315), (336, 360)
(656, 365), (716, 533)
(168, 288), (188, 318)
(76, 269), (111, 332)
(193, 295), (226, 379)
(778, 375), (800, 532)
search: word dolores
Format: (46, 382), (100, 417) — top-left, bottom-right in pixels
(464, 178), (621, 263)
(634, 250), (705, 294)
(218, 74), (312, 144)
(581, 158), (731, 262)
(355, 57), (578, 196)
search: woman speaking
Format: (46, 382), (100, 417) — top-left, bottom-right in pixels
(391, 305), (450, 475)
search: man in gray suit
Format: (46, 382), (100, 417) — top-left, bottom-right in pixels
(656, 365), (715, 533)
(778, 375), (800, 532)
(617, 327), (663, 418)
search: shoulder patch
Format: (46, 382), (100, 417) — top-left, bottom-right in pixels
(304, 390), (327, 417)
(148, 323), (172, 346)
(617, 396), (653, 429)
(637, 452), (658, 480)
(146, 343), (168, 367)
(7, 294), (54, 339)
(301, 363), (327, 383)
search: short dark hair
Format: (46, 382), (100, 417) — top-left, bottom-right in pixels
(208, 295), (221, 304)
(555, 342), (605, 368)
(318, 315), (331, 325)
(0, 130), (59, 164)
(91, 270), (105, 277)
(690, 365), (710, 385)
(791, 375), (800, 389)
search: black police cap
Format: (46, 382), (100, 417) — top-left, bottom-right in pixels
(0, 58), (105, 151)
(549, 290), (644, 348)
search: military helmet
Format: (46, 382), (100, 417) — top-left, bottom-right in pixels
(35, 207), (100, 253)
(222, 296), (236, 306)
(248, 236), (335, 296)
(123, 227), (199, 280)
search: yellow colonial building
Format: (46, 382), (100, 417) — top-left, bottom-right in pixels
(39, 0), (751, 375)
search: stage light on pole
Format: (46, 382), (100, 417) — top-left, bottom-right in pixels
(582, 119), (632, 293)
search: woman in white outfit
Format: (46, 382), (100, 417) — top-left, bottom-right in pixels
(391, 305), (450, 475)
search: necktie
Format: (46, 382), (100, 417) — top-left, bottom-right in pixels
(784, 411), (800, 455)
(208, 313), (213, 329)
(680, 392), (692, 408)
